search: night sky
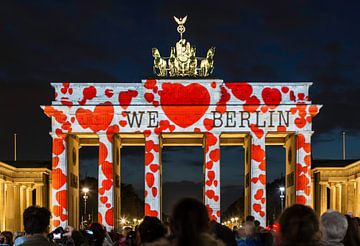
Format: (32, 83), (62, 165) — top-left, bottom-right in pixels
(1, 1), (359, 213)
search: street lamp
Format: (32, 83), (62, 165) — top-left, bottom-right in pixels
(120, 218), (127, 225)
(279, 186), (285, 212)
(82, 187), (89, 216)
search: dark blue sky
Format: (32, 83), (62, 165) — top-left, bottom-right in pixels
(0, 1), (359, 211)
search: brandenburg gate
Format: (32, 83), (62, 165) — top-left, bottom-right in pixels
(42, 16), (321, 230)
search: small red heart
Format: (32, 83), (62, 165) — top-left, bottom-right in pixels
(207, 171), (215, 181)
(144, 130), (151, 137)
(99, 187), (105, 195)
(145, 152), (154, 165)
(105, 209), (113, 226)
(262, 87), (282, 109)
(206, 161), (213, 170)
(204, 118), (214, 131)
(101, 161), (113, 180)
(102, 179), (112, 191)
(100, 196), (108, 204)
(226, 82), (253, 101)
(105, 89), (114, 98)
(144, 93), (154, 103)
(210, 149), (220, 162)
(145, 203), (159, 217)
(152, 187), (158, 197)
(119, 120), (127, 127)
(76, 102), (114, 132)
(60, 87), (68, 94)
(150, 164), (159, 173)
(146, 173), (154, 188)
(56, 190), (67, 209)
(53, 169), (67, 190)
(254, 189), (264, 200)
(119, 90), (138, 109)
(144, 80), (157, 89)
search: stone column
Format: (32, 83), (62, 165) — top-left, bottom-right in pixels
(295, 131), (313, 206)
(284, 134), (296, 207)
(0, 180), (5, 231)
(5, 182), (15, 231)
(355, 178), (360, 217)
(98, 133), (114, 231)
(335, 183), (341, 212)
(243, 135), (252, 219)
(113, 134), (121, 231)
(249, 132), (266, 226)
(35, 184), (44, 207)
(319, 183), (328, 215)
(329, 183), (336, 210)
(347, 181), (355, 214)
(13, 184), (21, 231)
(204, 132), (221, 222)
(50, 133), (68, 229)
(20, 185), (27, 231)
(26, 187), (33, 207)
(144, 133), (161, 219)
(341, 183), (348, 213)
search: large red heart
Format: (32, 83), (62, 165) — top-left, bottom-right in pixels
(76, 102), (114, 132)
(159, 83), (210, 128)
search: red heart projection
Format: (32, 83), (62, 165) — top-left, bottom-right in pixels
(53, 168), (67, 190)
(145, 203), (159, 217)
(262, 88), (282, 108)
(119, 90), (138, 109)
(56, 190), (67, 209)
(225, 82), (252, 101)
(159, 83), (210, 128)
(76, 103), (114, 132)
(105, 209), (113, 226)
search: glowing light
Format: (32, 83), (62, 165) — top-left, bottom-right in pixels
(120, 218), (127, 225)
(82, 187), (89, 193)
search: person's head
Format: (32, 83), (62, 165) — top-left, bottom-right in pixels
(343, 215), (360, 246)
(122, 227), (132, 237)
(137, 216), (166, 244)
(171, 198), (210, 246)
(320, 211), (348, 243)
(1, 231), (13, 244)
(245, 215), (255, 222)
(89, 222), (106, 246)
(279, 204), (320, 246)
(244, 221), (255, 237)
(23, 206), (51, 235)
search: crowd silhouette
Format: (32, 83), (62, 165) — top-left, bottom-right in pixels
(0, 198), (359, 246)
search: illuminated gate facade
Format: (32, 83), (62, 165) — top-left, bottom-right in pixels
(43, 80), (321, 230)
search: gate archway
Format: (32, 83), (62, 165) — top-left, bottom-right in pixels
(43, 80), (321, 230)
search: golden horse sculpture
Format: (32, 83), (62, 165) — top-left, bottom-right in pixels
(152, 48), (167, 77)
(200, 47), (215, 77)
(152, 41), (215, 77)
(152, 16), (215, 77)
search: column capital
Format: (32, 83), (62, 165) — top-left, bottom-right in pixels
(50, 132), (67, 139)
(319, 182), (329, 186)
(296, 131), (314, 136)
